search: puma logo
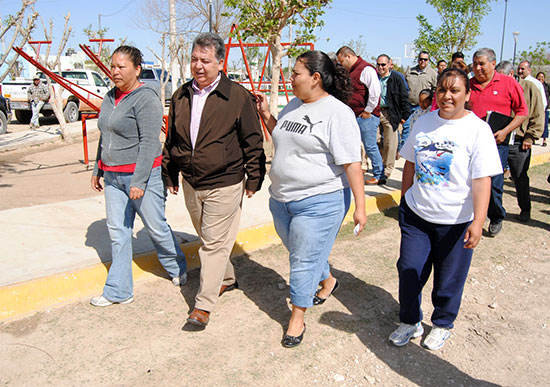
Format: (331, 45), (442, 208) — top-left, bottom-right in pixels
(303, 115), (322, 133)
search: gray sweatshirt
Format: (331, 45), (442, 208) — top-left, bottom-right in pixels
(93, 84), (163, 190)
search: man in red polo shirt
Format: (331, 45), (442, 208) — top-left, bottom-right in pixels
(469, 48), (528, 236)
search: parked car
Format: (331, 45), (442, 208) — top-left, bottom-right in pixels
(1, 69), (109, 124)
(140, 68), (173, 104)
(0, 94), (12, 134)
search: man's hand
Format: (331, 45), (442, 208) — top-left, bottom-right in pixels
(359, 111), (372, 119)
(245, 189), (255, 198)
(493, 130), (508, 144)
(522, 141), (532, 151)
(167, 185), (179, 195)
(91, 175), (103, 192)
(129, 187), (144, 200)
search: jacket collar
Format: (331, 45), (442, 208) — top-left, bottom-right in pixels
(177, 72), (231, 100)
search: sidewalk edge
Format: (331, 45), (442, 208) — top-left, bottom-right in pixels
(0, 190), (401, 322)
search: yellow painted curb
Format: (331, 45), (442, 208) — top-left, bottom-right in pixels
(532, 152), (550, 167)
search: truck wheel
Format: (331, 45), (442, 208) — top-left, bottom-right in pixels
(63, 101), (79, 123)
(15, 110), (32, 124)
(0, 111), (7, 134)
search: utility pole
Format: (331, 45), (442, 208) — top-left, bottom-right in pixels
(512, 31), (519, 68)
(208, 1), (213, 33)
(499, 0), (508, 62)
(169, 0), (180, 87)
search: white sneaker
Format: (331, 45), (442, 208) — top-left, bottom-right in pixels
(90, 295), (134, 307)
(389, 322), (424, 346)
(422, 326), (451, 350)
(172, 272), (188, 286)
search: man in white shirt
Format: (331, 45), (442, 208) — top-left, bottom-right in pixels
(518, 60), (548, 112)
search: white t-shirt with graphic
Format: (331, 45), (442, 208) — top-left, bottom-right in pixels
(269, 95), (361, 203)
(400, 110), (502, 224)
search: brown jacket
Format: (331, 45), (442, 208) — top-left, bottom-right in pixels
(516, 78), (545, 144)
(162, 73), (265, 191)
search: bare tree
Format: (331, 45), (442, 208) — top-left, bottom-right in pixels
(33, 14), (72, 139)
(179, 0), (234, 38)
(148, 33), (170, 103)
(0, 0), (38, 82)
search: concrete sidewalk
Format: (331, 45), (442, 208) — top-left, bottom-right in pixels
(1, 120), (549, 321)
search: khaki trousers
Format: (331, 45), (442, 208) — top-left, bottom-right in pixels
(379, 109), (399, 178)
(183, 180), (244, 312)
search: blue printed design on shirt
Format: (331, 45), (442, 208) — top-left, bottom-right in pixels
(414, 135), (456, 188)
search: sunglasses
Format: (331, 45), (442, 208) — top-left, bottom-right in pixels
(376, 63), (388, 67)
(418, 58), (429, 62)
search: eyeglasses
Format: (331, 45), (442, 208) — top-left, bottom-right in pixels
(418, 58), (429, 62)
(376, 63), (387, 67)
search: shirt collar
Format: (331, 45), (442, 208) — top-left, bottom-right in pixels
(192, 73), (221, 94)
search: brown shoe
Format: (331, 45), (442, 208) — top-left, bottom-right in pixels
(187, 308), (210, 326)
(365, 177), (379, 185)
(365, 177), (387, 185)
(219, 281), (239, 296)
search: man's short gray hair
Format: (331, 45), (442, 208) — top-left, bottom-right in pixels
(495, 61), (513, 75)
(519, 60), (531, 69)
(192, 32), (225, 61)
(473, 48), (496, 62)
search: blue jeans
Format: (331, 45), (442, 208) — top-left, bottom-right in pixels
(357, 116), (384, 180)
(398, 198), (473, 329)
(269, 188), (350, 308)
(488, 143), (509, 223)
(102, 166), (186, 301)
(31, 101), (45, 126)
(399, 105), (420, 151)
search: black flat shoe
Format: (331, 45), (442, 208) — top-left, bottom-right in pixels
(313, 279), (339, 305)
(282, 324), (306, 348)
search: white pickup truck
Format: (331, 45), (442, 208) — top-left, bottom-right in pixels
(1, 69), (110, 123)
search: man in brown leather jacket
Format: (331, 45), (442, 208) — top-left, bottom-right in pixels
(163, 32), (266, 327)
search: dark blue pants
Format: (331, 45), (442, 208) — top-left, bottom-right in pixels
(488, 143), (508, 223)
(397, 198), (473, 329)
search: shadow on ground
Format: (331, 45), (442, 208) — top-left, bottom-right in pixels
(318, 267), (500, 387)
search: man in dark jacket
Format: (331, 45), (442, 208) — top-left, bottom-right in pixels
(376, 54), (410, 178)
(162, 32), (266, 327)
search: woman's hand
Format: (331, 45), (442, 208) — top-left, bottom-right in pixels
(252, 91), (269, 120)
(91, 175), (103, 192)
(129, 187), (144, 200)
(353, 207), (367, 236)
(464, 221), (483, 249)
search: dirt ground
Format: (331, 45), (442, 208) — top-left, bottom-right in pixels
(1, 139), (550, 386)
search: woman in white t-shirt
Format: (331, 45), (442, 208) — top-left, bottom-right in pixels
(389, 68), (502, 351)
(254, 50), (367, 348)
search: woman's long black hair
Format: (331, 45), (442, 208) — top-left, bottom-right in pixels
(296, 50), (352, 103)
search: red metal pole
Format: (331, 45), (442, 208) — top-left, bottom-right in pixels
(79, 44), (113, 81)
(81, 113), (99, 165)
(28, 40), (52, 61)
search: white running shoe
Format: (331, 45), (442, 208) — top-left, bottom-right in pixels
(172, 272), (188, 286)
(90, 295), (134, 307)
(389, 322), (424, 346)
(422, 326), (451, 350)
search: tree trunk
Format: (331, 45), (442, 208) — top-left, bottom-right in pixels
(268, 34), (283, 116)
(47, 81), (67, 139)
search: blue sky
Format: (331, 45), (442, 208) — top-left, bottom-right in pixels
(3, 0), (548, 68)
